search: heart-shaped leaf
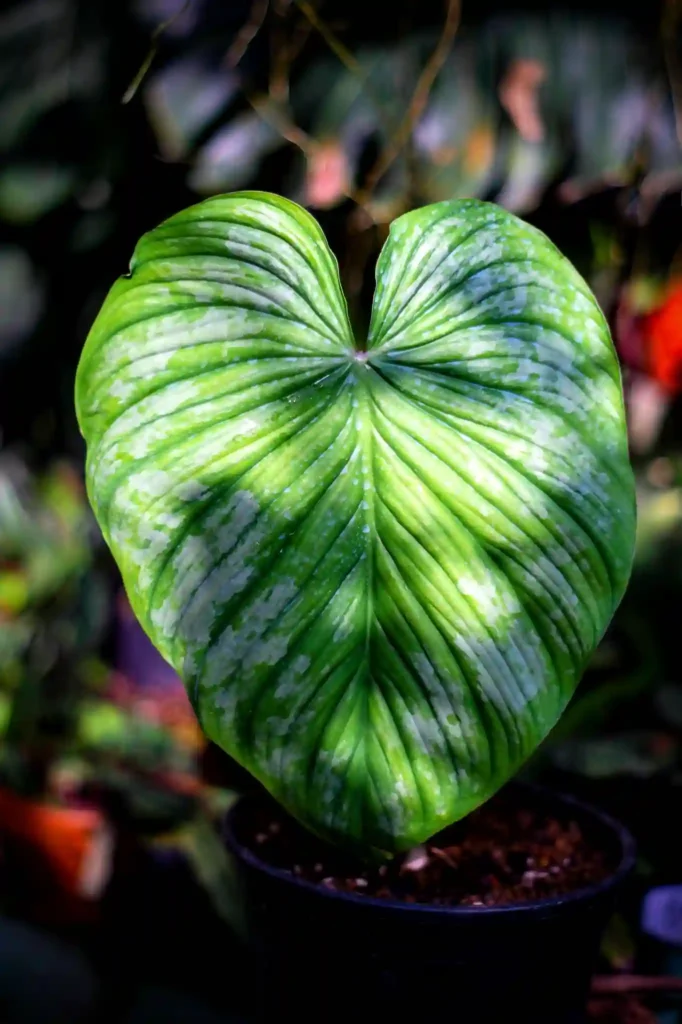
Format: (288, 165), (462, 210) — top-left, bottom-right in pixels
(76, 192), (635, 854)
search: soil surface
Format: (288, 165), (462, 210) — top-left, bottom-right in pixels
(244, 788), (612, 906)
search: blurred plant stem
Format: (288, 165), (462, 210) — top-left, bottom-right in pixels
(293, 0), (393, 125)
(226, 0), (269, 68)
(122, 0), (192, 104)
(354, 0), (461, 208)
(269, 0), (311, 103)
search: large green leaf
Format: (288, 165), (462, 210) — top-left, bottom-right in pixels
(76, 192), (635, 854)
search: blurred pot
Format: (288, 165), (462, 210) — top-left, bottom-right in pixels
(223, 783), (635, 1024)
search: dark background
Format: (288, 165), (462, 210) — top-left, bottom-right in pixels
(1, 1), (682, 1021)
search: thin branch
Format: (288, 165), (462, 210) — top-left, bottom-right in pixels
(122, 0), (192, 104)
(292, 0), (394, 128)
(293, 0), (365, 82)
(226, 0), (270, 68)
(269, 0), (312, 103)
(238, 0), (379, 221)
(229, 1), (314, 157)
(355, 0), (461, 205)
(244, 91), (373, 214)
(592, 975), (682, 996)
(244, 91), (315, 155)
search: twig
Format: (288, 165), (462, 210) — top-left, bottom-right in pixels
(292, 0), (394, 128)
(355, 0), (461, 205)
(244, 91), (378, 223)
(122, 0), (192, 104)
(226, 0), (270, 68)
(237, 1), (378, 222)
(269, 3), (312, 102)
(244, 92), (315, 155)
(591, 975), (682, 996)
(293, 0), (365, 82)
(231, 1), (314, 156)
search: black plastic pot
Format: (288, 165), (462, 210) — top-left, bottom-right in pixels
(223, 783), (636, 1023)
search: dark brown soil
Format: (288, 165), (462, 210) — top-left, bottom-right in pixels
(245, 788), (612, 907)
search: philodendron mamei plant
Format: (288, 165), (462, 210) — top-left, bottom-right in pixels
(76, 192), (636, 859)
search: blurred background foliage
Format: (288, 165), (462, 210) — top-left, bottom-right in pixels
(1, 0), (682, 1019)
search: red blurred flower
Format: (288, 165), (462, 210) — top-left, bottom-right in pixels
(641, 280), (682, 396)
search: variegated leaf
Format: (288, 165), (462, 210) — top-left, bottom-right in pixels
(76, 192), (635, 854)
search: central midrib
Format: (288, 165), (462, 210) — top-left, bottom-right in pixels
(350, 357), (378, 826)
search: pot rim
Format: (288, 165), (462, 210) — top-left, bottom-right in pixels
(224, 781), (637, 917)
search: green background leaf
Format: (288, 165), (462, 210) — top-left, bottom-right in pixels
(76, 192), (635, 854)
